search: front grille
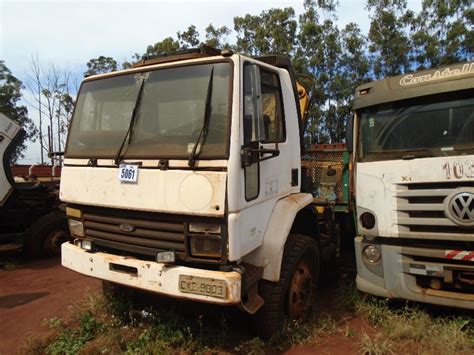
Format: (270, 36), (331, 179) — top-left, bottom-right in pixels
(82, 210), (186, 258)
(76, 206), (227, 264)
(395, 181), (474, 240)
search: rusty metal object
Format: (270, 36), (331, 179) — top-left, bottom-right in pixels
(287, 258), (315, 319)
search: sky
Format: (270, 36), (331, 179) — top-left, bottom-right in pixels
(0, 0), (421, 164)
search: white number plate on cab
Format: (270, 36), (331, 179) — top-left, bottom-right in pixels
(118, 164), (138, 183)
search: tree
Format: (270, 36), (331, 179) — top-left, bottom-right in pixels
(84, 56), (118, 76)
(366, 0), (413, 77)
(28, 54), (45, 163)
(177, 25), (200, 49)
(234, 7), (298, 56)
(0, 61), (37, 163)
(26, 57), (75, 164)
(411, 0), (473, 69)
(145, 37), (180, 57)
(204, 24), (231, 49)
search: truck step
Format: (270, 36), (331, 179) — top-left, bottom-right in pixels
(240, 283), (264, 315)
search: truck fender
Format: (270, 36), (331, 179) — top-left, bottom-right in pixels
(242, 193), (313, 282)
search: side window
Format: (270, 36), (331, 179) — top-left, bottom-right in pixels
(260, 70), (285, 142)
(243, 64), (264, 145)
(242, 64), (286, 201)
(243, 65), (285, 144)
(243, 64), (261, 200)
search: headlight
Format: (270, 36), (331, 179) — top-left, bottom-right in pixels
(68, 219), (84, 237)
(190, 236), (222, 257)
(363, 245), (381, 264)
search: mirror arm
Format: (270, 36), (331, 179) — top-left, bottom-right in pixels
(240, 146), (280, 168)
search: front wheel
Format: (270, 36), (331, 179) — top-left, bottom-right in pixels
(251, 234), (320, 339)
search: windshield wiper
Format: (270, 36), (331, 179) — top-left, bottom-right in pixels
(114, 75), (146, 165)
(188, 66), (214, 167)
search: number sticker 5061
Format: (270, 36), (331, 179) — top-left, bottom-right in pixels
(118, 164), (138, 183)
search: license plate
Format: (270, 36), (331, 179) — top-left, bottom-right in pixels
(178, 275), (227, 299)
(118, 164), (138, 183)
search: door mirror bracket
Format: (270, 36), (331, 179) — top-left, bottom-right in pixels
(241, 142), (280, 168)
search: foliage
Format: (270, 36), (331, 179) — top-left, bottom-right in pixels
(234, 7), (298, 56)
(145, 37), (180, 57)
(84, 56), (118, 76)
(204, 24), (231, 49)
(73, 1), (473, 147)
(411, 0), (473, 69)
(0, 60), (37, 163)
(46, 312), (103, 355)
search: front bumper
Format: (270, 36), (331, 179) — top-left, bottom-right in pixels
(61, 242), (241, 305)
(355, 236), (474, 309)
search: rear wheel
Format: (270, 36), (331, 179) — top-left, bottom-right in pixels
(24, 211), (69, 258)
(251, 234), (320, 339)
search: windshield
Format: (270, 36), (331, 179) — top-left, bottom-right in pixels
(358, 90), (474, 162)
(65, 62), (231, 159)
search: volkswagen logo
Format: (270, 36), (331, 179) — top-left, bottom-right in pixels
(444, 190), (474, 227)
(119, 223), (135, 233)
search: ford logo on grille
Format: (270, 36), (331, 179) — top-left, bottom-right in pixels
(119, 223), (135, 232)
(445, 191), (474, 227)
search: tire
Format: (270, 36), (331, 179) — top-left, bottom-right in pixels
(23, 211), (69, 258)
(251, 234), (320, 339)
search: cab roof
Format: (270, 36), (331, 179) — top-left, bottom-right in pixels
(353, 61), (474, 110)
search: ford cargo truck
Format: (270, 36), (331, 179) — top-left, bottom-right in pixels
(60, 47), (341, 337)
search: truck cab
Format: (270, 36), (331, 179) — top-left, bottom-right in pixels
(350, 62), (474, 308)
(61, 47), (323, 337)
(0, 113), (67, 257)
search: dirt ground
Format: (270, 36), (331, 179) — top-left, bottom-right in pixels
(0, 253), (371, 355)
(0, 257), (100, 355)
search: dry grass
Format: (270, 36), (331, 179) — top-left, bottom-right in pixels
(19, 273), (474, 355)
(355, 296), (474, 355)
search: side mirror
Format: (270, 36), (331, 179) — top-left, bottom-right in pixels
(346, 115), (354, 153)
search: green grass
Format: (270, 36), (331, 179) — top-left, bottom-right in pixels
(20, 277), (474, 355)
(355, 296), (474, 355)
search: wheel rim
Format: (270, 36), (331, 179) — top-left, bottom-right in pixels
(45, 229), (68, 256)
(287, 258), (314, 319)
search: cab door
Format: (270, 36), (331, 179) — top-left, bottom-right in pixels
(237, 60), (294, 256)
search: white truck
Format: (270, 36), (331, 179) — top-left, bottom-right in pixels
(349, 62), (474, 308)
(60, 47), (338, 337)
(0, 113), (68, 257)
